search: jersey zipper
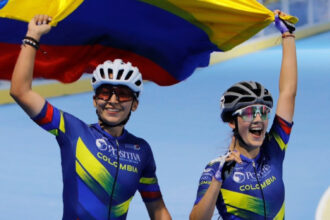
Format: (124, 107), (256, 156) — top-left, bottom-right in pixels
(108, 139), (120, 220)
(252, 161), (267, 220)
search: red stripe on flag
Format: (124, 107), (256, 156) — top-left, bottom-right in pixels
(277, 117), (291, 135)
(140, 191), (161, 199)
(36, 103), (54, 125)
(0, 43), (178, 86)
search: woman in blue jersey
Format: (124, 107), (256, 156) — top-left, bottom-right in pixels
(190, 10), (297, 220)
(10, 15), (171, 220)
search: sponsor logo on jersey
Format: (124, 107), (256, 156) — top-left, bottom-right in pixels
(97, 152), (138, 173)
(233, 171), (245, 183)
(239, 176), (276, 192)
(96, 138), (108, 151)
(232, 164), (272, 183)
(95, 138), (141, 163)
(125, 144), (140, 151)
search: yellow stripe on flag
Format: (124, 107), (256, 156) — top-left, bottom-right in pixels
(142, 0), (298, 51)
(0, 0), (84, 25)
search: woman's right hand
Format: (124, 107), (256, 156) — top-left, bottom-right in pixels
(214, 150), (242, 182)
(26, 15), (52, 41)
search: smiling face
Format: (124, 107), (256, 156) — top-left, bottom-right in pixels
(93, 85), (138, 127)
(236, 115), (269, 148)
(229, 105), (270, 149)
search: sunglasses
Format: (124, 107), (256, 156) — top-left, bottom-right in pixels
(232, 105), (271, 122)
(95, 85), (136, 102)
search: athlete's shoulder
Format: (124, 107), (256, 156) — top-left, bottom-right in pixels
(124, 130), (151, 149)
(207, 153), (229, 167)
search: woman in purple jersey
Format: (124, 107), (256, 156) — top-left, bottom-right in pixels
(190, 10), (297, 220)
(10, 15), (171, 220)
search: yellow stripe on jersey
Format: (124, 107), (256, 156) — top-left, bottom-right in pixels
(112, 196), (134, 217)
(76, 160), (107, 199)
(59, 111), (65, 133)
(274, 202), (285, 220)
(272, 132), (287, 151)
(49, 129), (59, 136)
(221, 188), (266, 216)
(226, 205), (254, 219)
(139, 177), (158, 184)
(76, 137), (114, 195)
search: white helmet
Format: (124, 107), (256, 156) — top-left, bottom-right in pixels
(91, 59), (143, 96)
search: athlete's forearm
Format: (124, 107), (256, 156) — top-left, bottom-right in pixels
(153, 208), (172, 220)
(279, 35), (297, 98)
(146, 198), (172, 220)
(189, 178), (222, 220)
(10, 38), (38, 97)
(276, 34), (297, 122)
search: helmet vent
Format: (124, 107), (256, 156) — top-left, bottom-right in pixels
(224, 95), (238, 104)
(125, 70), (133, 80)
(229, 87), (250, 95)
(107, 68), (113, 79)
(92, 77), (96, 83)
(264, 96), (273, 102)
(100, 68), (105, 79)
(241, 82), (253, 90)
(240, 97), (255, 103)
(135, 80), (142, 86)
(253, 88), (261, 96)
(117, 69), (124, 79)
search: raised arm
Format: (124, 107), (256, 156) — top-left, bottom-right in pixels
(274, 10), (297, 123)
(10, 15), (52, 117)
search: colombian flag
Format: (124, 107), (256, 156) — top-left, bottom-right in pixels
(0, 0), (298, 86)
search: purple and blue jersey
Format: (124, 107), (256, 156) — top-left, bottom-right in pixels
(33, 101), (162, 220)
(194, 115), (293, 219)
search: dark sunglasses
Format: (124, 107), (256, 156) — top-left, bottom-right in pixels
(95, 85), (136, 102)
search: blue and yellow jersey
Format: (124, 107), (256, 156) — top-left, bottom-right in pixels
(32, 101), (162, 220)
(194, 115), (293, 220)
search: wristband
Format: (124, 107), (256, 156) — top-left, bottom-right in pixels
(282, 33), (295, 38)
(22, 36), (39, 50)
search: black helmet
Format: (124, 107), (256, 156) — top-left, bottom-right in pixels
(220, 81), (273, 122)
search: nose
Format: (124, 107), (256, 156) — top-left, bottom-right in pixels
(253, 113), (263, 122)
(108, 93), (119, 103)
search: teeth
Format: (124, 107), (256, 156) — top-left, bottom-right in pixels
(250, 127), (262, 131)
(106, 108), (119, 112)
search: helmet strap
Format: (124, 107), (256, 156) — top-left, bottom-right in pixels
(233, 117), (249, 149)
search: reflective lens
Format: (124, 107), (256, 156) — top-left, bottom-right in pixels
(233, 105), (271, 122)
(95, 85), (135, 102)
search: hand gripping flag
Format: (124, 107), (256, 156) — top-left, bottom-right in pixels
(0, 0), (298, 86)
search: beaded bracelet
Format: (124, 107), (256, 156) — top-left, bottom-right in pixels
(22, 36), (39, 50)
(282, 33), (295, 39)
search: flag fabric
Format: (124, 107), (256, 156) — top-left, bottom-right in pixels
(0, 0), (298, 86)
